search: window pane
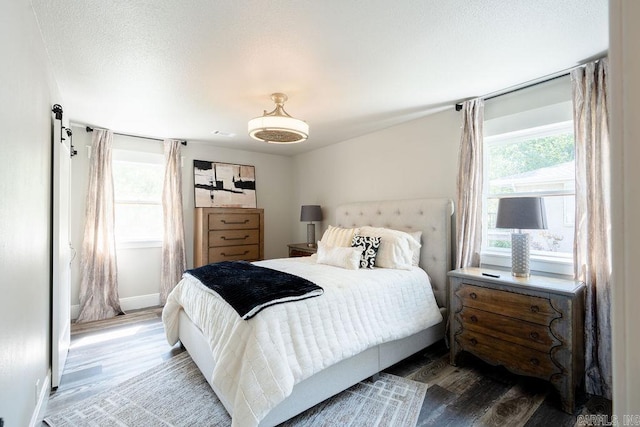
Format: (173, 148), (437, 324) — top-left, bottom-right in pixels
(487, 132), (575, 195)
(114, 204), (163, 241)
(112, 156), (164, 242)
(484, 125), (576, 260)
(112, 160), (164, 202)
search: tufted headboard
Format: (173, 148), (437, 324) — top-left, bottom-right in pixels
(335, 198), (454, 308)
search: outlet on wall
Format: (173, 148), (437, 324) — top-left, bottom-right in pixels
(35, 379), (40, 404)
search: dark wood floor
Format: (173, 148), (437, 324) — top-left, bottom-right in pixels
(45, 308), (611, 426)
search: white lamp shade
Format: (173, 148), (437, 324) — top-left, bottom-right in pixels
(248, 115), (309, 144)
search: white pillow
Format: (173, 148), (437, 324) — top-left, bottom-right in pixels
(408, 231), (422, 266)
(358, 226), (421, 270)
(320, 225), (359, 247)
(316, 241), (363, 270)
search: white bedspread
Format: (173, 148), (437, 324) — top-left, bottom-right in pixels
(162, 256), (442, 427)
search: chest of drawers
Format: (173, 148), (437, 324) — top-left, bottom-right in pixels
(448, 267), (585, 413)
(194, 207), (264, 267)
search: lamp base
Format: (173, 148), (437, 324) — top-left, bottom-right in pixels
(306, 223), (316, 247)
(511, 233), (530, 278)
(512, 272), (531, 278)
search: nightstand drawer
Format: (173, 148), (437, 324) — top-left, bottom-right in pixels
(457, 284), (559, 326)
(288, 243), (318, 257)
(209, 229), (260, 247)
(208, 213), (260, 230)
(458, 306), (557, 353)
(290, 249), (313, 257)
(208, 244), (260, 262)
(456, 330), (559, 380)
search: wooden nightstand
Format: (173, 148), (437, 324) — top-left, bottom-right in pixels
(448, 267), (585, 413)
(287, 243), (317, 257)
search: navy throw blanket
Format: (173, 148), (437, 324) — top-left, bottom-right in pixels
(186, 261), (324, 320)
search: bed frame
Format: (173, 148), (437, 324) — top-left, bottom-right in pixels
(177, 198), (454, 426)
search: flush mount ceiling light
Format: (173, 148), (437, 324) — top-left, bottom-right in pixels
(248, 93), (309, 144)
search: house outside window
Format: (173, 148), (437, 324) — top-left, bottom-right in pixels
(112, 150), (164, 247)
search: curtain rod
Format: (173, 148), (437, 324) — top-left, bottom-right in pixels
(454, 54), (607, 111)
(84, 126), (187, 146)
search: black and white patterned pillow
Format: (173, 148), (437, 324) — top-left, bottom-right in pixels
(351, 235), (381, 269)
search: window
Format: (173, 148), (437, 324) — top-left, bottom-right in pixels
(482, 121), (575, 271)
(112, 150), (164, 246)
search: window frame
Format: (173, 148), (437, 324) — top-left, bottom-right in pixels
(112, 149), (165, 248)
(480, 121), (575, 276)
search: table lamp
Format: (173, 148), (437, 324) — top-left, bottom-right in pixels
(495, 197), (547, 277)
(300, 205), (323, 247)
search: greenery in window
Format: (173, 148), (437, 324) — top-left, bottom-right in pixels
(488, 133), (574, 180)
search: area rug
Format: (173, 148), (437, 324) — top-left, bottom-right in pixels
(44, 351), (427, 426)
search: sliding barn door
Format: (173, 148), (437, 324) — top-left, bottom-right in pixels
(51, 108), (73, 388)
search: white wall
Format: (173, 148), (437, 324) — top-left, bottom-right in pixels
(610, 0), (640, 416)
(182, 143), (294, 263)
(291, 109), (461, 241)
(484, 75), (573, 136)
(0, 0), (60, 425)
(69, 129), (294, 313)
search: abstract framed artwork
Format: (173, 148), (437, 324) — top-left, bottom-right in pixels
(193, 160), (257, 208)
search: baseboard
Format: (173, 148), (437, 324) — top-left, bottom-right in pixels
(71, 293), (161, 320)
(30, 370), (50, 427)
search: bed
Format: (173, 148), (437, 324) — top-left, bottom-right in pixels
(162, 198), (454, 427)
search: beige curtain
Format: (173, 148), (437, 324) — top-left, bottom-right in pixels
(77, 129), (123, 323)
(455, 98), (484, 269)
(571, 58), (612, 399)
(160, 139), (187, 304)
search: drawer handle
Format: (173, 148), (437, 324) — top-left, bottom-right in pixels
(469, 338), (478, 346)
(530, 358), (540, 366)
(221, 235), (250, 241)
(530, 331), (540, 340)
(469, 315), (478, 323)
(530, 305), (540, 313)
(221, 219), (250, 225)
(221, 250), (250, 257)
(469, 292), (478, 300)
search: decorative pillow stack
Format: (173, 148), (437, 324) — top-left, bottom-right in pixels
(317, 226), (362, 270)
(316, 225), (421, 270)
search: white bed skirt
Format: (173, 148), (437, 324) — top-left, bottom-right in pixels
(178, 307), (446, 426)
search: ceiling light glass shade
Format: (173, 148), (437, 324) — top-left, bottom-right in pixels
(248, 93), (309, 144)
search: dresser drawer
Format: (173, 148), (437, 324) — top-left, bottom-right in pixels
(456, 330), (559, 380)
(208, 244), (260, 262)
(195, 208), (264, 268)
(208, 213), (260, 230)
(458, 306), (557, 353)
(457, 284), (559, 325)
(209, 229), (260, 247)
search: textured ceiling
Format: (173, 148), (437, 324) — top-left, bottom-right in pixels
(31, 0), (608, 156)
